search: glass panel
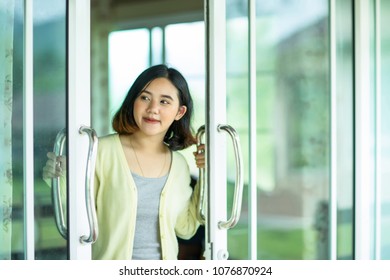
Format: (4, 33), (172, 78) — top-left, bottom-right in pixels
(108, 29), (150, 125)
(255, 0), (330, 260)
(165, 21), (206, 143)
(34, 0), (67, 259)
(0, 0), (24, 260)
(225, 0), (249, 260)
(151, 27), (163, 65)
(335, 0), (353, 260)
(380, 0), (390, 260)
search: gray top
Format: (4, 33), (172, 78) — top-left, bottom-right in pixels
(131, 172), (168, 260)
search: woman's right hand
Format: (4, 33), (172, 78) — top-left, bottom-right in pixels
(42, 152), (67, 180)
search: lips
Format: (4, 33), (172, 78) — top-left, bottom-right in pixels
(143, 117), (160, 124)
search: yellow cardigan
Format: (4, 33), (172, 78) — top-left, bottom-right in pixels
(92, 134), (200, 260)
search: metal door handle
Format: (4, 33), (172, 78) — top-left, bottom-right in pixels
(79, 126), (99, 244)
(217, 124), (244, 229)
(52, 128), (68, 239)
(196, 125), (206, 225)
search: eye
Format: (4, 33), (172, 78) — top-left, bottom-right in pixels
(140, 95), (150, 101)
(160, 99), (170, 105)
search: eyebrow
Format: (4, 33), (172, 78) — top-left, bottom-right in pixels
(141, 90), (175, 101)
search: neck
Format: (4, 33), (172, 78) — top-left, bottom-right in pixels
(124, 132), (169, 178)
(128, 133), (167, 153)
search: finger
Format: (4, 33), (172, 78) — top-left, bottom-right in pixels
(57, 156), (67, 170)
(195, 152), (205, 159)
(44, 157), (63, 174)
(45, 159), (57, 169)
(195, 156), (205, 165)
(58, 156), (66, 164)
(196, 144), (205, 152)
(47, 151), (57, 160)
(55, 164), (63, 173)
(194, 153), (205, 162)
(43, 164), (60, 174)
(196, 149), (205, 156)
(44, 165), (62, 177)
(42, 166), (56, 178)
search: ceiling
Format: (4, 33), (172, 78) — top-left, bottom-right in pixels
(91, 0), (204, 29)
(91, 0), (204, 25)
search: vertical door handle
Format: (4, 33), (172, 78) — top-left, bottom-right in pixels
(52, 128), (68, 239)
(217, 124), (244, 229)
(79, 126), (99, 244)
(196, 125), (206, 225)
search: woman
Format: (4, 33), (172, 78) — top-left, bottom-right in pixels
(44, 64), (205, 260)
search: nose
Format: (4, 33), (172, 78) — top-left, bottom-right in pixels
(147, 99), (159, 114)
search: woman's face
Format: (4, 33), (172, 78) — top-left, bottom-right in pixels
(133, 77), (187, 138)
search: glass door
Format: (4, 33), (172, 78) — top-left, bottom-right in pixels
(0, 0), (94, 260)
(205, 0), (355, 260)
(32, 0), (68, 260)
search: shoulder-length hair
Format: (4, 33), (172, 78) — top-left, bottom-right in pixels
(112, 64), (196, 151)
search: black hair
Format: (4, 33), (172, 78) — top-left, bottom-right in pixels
(112, 64), (196, 150)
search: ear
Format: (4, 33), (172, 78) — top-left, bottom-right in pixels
(175, 105), (187, 121)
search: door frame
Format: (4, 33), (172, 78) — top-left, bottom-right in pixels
(205, 0), (228, 260)
(67, 0), (94, 260)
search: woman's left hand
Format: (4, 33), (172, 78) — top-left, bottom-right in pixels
(193, 144), (205, 169)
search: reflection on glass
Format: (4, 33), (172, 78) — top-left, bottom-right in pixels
(34, 0), (67, 259)
(165, 22), (205, 78)
(225, 7), (249, 258)
(255, 0), (330, 260)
